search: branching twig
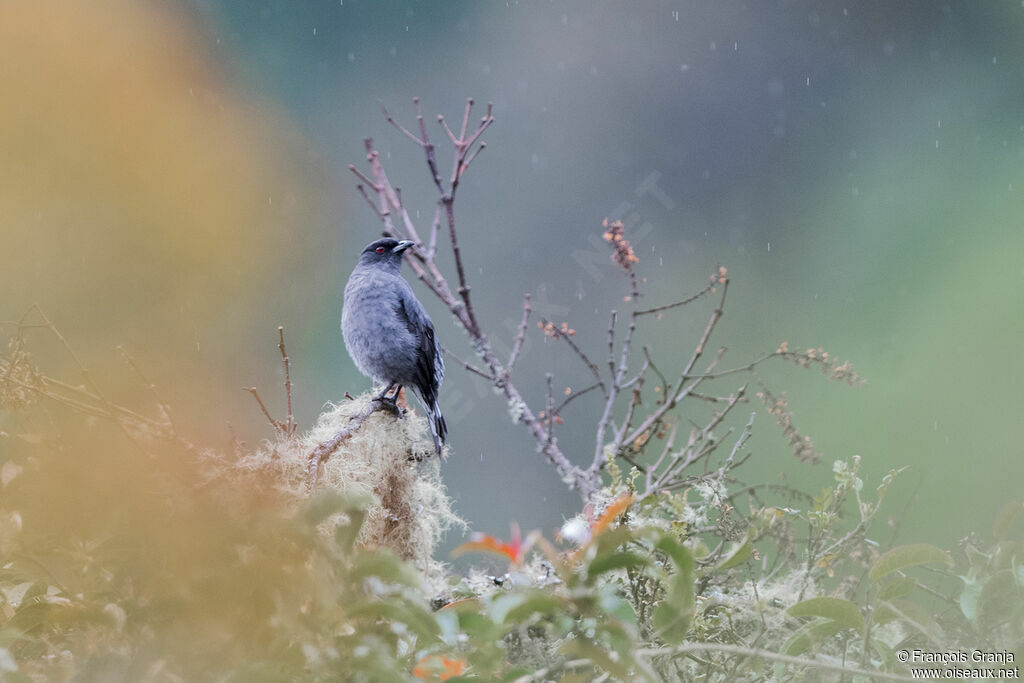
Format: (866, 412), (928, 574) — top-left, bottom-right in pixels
(634, 279), (715, 317)
(555, 381), (602, 414)
(278, 326), (296, 436)
(117, 345), (179, 438)
(244, 386), (285, 435)
(622, 280), (730, 449)
(507, 294), (531, 372)
(244, 328), (299, 438)
(539, 318), (605, 394)
(350, 100), (587, 494)
(442, 345), (493, 381)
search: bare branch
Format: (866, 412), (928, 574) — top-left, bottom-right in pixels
(689, 391), (750, 405)
(507, 293), (531, 372)
(646, 420), (679, 492)
(634, 279), (715, 317)
(554, 381), (602, 413)
(427, 204), (442, 259)
(442, 345), (493, 380)
(355, 184), (382, 217)
(650, 385), (747, 491)
(348, 163), (378, 190)
(438, 113), (459, 146)
(591, 311), (620, 470)
(723, 412), (756, 470)
(459, 97), (473, 142)
(539, 318), (605, 394)
(623, 280), (730, 447)
(379, 100), (423, 145)
(244, 386), (285, 435)
(544, 372), (555, 447)
(117, 345), (179, 437)
(278, 326), (295, 435)
(412, 97), (446, 195)
(460, 142), (487, 177)
(642, 346), (669, 401)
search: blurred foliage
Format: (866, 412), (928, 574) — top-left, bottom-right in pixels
(0, 0), (334, 436)
(1, 320), (1020, 680)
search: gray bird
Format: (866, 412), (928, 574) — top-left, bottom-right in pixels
(342, 237), (447, 455)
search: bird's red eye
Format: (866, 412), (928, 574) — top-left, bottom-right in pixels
(375, 246), (386, 253)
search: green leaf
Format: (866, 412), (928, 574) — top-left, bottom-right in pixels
(977, 569), (1021, 626)
(560, 639), (631, 680)
(4, 602), (51, 635)
(502, 591), (565, 625)
(712, 526), (757, 571)
(349, 550), (424, 590)
(959, 575), (981, 621)
(783, 617), (846, 656)
(653, 534), (695, 624)
(654, 534), (696, 575)
(994, 500), (1024, 541)
(868, 543), (951, 582)
(653, 601), (692, 645)
(347, 599), (440, 643)
(334, 508), (366, 552)
(874, 599), (943, 643)
(592, 526), (638, 556)
(300, 489), (348, 526)
(307, 489), (375, 525)
(585, 551), (650, 584)
(876, 576), (917, 602)
(598, 585), (638, 625)
(787, 597), (864, 631)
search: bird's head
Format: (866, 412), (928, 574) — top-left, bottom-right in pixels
(356, 238), (416, 271)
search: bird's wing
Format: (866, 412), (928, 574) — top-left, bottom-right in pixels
(394, 288), (443, 405)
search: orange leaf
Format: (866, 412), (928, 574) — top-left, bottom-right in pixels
(590, 493), (635, 537)
(452, 524), (529, 565)
(413, 654), (467, 681)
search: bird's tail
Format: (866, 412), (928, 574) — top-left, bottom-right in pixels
(427, 401), (447, 457)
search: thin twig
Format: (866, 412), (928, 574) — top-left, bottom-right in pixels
(244, 387), (284, 434)
(636, 642), (915, 681)
(646, 421), (679, 493)
(591, 310), (622, 469)
(348, 164), (378, 190)
(116, 345), (179, 437)
(544, 373), (555, 447)
(554, 381), (602, 413)
(442, 345), (493, 380)
(380, 100), (423, 145)
(634, 280), (715, 317)
(507, 294), (531, 372)
(540, 318), (605, 394)
(427, 204), (442, 259)
(277, 326), (296, 435)
(623, 281), (730, 448)
(642, 346), (669, 402)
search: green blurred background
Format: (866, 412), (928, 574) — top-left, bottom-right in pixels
(2, 0), (1021, 551)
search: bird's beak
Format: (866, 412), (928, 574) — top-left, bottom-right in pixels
(392, 240), (416, 254)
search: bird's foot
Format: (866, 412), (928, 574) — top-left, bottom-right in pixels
(377, 396), (405, 417)
(374, 385), (406, 416)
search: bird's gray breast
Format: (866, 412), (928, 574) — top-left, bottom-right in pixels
(342, 268), (422, 385)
